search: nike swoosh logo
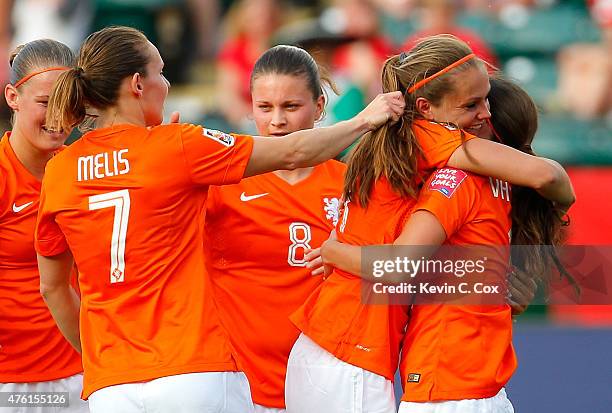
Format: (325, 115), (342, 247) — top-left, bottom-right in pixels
(12, 201), (33, 213)
(240, 192), (268, 202)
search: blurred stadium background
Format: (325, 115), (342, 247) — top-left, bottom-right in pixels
(1, 0), (610, 411)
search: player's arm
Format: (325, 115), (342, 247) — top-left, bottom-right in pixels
(38, 249), (81, 353)
(243, 92), (404, 177)
(448, 139), (575, 208)
(306, 211), (447, 284)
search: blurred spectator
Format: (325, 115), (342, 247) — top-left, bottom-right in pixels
(0, 2), (11, 91)
(157, 0), (221, 83)
(591, 0), (612, 45)
(0, 0), (92, 84)
(557, 0), (612, 120)
(9, 0), (92, 50)
(216, 0), (284, 129)
(327, 0), (394, 100)
(401, 0), (499, 67)
(463, 0), (537, 14)
(369, 0), (417, 47)
(371, 0), (416, 50)
(370, 0), (416, 17)
(92, 0), (219, 85)
(188, 0), (222, 60)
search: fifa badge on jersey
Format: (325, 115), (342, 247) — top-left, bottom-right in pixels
(407, 373), (421, 383)
(429, 168), (468, 198)
(323, 197), (341, 226)
(202, 128), (235, 147)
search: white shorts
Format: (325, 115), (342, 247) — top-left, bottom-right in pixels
(285, 333), (395, 413)
(253, 404), (286, 413)
(0, 373), (89, 412)
(398, 388), (514, 413)
(88, 371), (254, 413)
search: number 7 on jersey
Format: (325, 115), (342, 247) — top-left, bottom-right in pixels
(88, 189), (131, 283)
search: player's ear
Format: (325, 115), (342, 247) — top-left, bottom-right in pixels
(315, 94), (325, 122)
(5, 84), (19, 111)
(130, 73), (143, 97)
(415, 97), (434, 120)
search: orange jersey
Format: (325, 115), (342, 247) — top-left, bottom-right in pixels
(204, 160), (346, 408)
(0, 133), (82, 383)
(291, 120), (476, 380)
(35, 124), (254, 398)
(400, 167), (517, 402)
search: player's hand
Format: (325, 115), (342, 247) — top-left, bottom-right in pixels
(305, 247), (332, 279)
(305, 247), (324, 276)
(168, 111), (180, 124)
(306, 242), (335, 280)
(357, 91), (405, 131)
(306, 230), (338, 278)
(507, 267), (537, 315)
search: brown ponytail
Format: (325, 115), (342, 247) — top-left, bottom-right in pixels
(46, 26), (150, 132)
(45, 68), (88, 132)
(488, 76), (575, 288)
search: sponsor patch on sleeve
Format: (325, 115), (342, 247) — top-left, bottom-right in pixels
(429, 168), (468, 198)
(202, 128), (235, 147)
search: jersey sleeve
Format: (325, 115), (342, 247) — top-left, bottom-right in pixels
(414, 121), (477, 170)
(0, 170), (7, 214)
(180, 124), (254, 186)
(413, 168), (479, 238)
(205, 185), (222, 217)
(35, 174), (69, 257)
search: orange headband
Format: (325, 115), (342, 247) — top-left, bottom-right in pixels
(407, 53), (476, 94)
(13, 66), (70, 88)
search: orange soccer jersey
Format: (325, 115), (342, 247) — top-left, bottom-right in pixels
(35, 124), (254, 398)
(0, 133), (82, 383)
(204, 160), (346, 408)
(400, 167), (517, 402)
(291, 120), (476, 380)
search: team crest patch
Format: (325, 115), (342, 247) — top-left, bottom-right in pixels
(429, 168), (468, 198)
(407, 373), (421, 383)
(202, 128), (235, 147)
(323, 197), (340, 226)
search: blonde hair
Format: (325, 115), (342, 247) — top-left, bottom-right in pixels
(343, 34), (484, 207)
(8, 39), (74, 88)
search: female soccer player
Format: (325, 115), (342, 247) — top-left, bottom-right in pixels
(34, 26), (403, 413)
(0, 39), (89, 413)
(285, 35), (574, 413)
(204, 45), (347, 413)
(307, 77), (573, 412)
